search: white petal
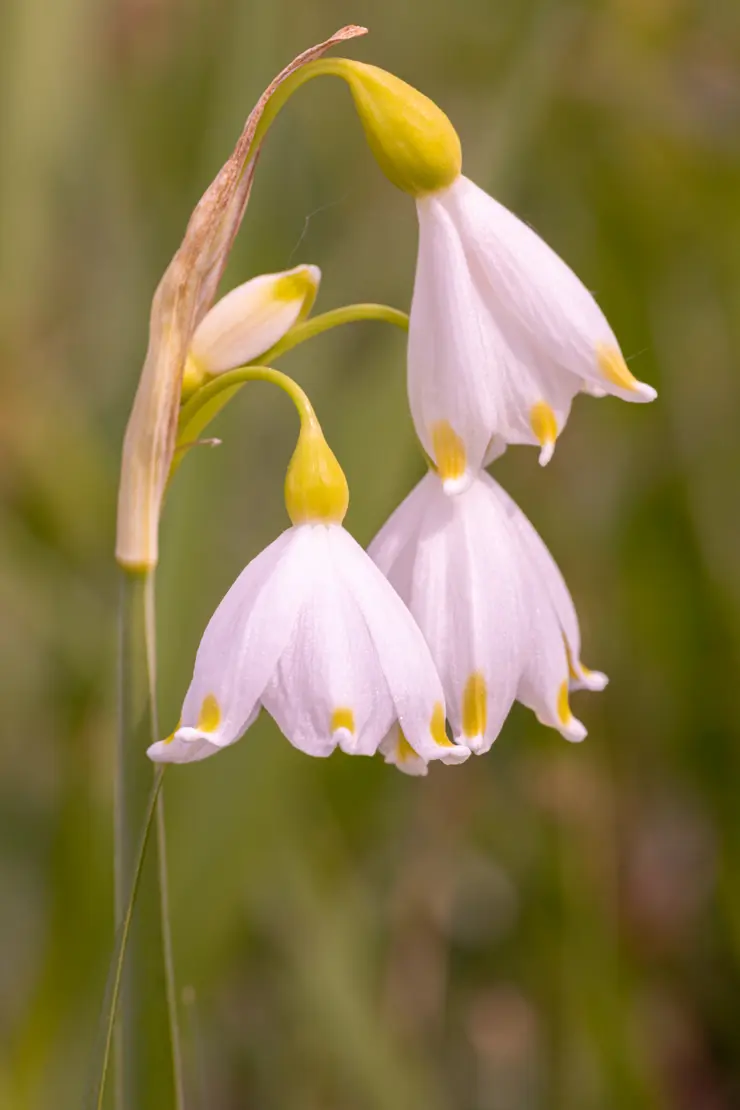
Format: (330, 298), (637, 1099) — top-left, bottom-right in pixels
(477, 481), (588, 742)
(333, 526), (469, 766)
(412, 194), (579, 466)
(368, 476), (428, 597)
(516, 609), (588, 744)
(148, 528), (306, 764)
(148, 706), (261, 765)
(379, 724), (429, 777)
(482, 435), (508, 467)
(485, 475), (607, 692)
(147, 736), (220, 764)
(374, 473), (528, 754)
(441, 176), (656, 404)
(190, 264), (320, 375)
(371, 472), (605, 750)
(261, 526), (395, 759)
(409, 196), (499, 476)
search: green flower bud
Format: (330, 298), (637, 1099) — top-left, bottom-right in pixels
(333, 60), (462, 196)
(284, 419), (349, 525)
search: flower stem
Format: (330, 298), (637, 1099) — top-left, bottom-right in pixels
(113, 570), (183, 1110)
(177, 364), (317, 442)
(172, 303), (408, 467)
(95, 764), (164, 1110)
(258, 303), (408, 363)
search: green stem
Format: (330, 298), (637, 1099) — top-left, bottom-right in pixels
(258, 303), (408, 363)
(250, 57), (356, 151)
(178, 364), (316, 446)
(113, 571), (183, 1110)
(95, 766), (165, 1110)
(146, 570), (186, 1110)
(172, 303), (408, 470)
(157, 796), (185, 1110)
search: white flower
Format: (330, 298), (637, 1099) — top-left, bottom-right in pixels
(369, 470), (607, 754)
(183, 264), (320, 389)
(408, 175), (657, 480)
(148, 523), (469, 772)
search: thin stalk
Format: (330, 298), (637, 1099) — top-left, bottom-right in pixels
(157, 796), (185, 1110)
(172, 304), (408, 470)
(145, 571), (186, 1110)
(249, 56), (356, 151)
(94, 766), (165, 1110)
(258, 303), (408, 363)
(114, 570), (183, 1110)
(178, 364), (316, 437)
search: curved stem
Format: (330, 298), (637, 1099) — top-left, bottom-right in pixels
(177, 365), (317, 448)
(250, 57), (357, 151)
(172, 304), (408, 476)
(258, 303), (408, 364)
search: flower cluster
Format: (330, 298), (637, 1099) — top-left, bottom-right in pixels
(147, 51), (655, 776)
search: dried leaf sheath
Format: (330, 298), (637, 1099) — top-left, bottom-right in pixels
(115, 24), (367, 569)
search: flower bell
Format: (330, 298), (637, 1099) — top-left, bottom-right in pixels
(329, 59), (656, 471)
(148, 385), (469, 771)
(181, 264), (321, 396)
(408, 176), (657, 471)
(369, 470), (607, 754)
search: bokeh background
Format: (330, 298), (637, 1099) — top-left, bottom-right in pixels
(3, 0), (740, 1107)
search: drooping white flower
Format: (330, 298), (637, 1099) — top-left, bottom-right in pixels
(150, 385), (469, 772)
(408, 175), (657, 480)
(369, 470), (607, 755)
(148, 524), (468, 771)
(182, 264), (320, 392)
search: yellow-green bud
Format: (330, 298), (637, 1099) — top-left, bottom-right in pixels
(284, 419), (349, 525)
(334, 60), (462, 196)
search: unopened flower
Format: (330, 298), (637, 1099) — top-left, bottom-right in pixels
(409, 176), (657, 477)
(149, 401), (468, 771)
(369, 471), (607, 754)
(181, 264), (321, 395)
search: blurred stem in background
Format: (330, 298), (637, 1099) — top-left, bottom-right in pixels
(115, 572), (182, 1110)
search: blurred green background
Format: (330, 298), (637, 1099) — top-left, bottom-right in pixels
(3, 0), (740, 1107)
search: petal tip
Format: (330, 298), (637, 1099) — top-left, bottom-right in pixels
(580, 668), (609, 692)
(538, 441), (555, 467)
(440, 742), (471, 765)
(391, 755), (429, 777)
(442, 473), (473, 495)
(636, 382), (658, 402)
(335, 727), (358, 753)
(146, 740), (169, 763)
(596, 345), (657, 402)
(530, 401), (558, 466)
(562, 718), (587, 743)
(462, 733), (487, 756)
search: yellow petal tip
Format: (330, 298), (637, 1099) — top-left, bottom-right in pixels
(330, 707), (355, 736)
(596, 344), (656, 400)
(530, 401), (558, 465)
(431, 421), (468, 489)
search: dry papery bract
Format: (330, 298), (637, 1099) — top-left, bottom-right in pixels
(116, 24), (367, 570)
